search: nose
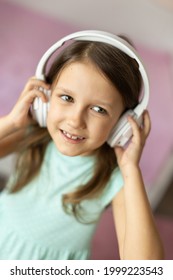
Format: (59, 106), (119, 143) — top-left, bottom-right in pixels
(66, 106), (86, 130)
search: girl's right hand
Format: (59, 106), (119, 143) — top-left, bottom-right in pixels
(8, 77), (50, 129)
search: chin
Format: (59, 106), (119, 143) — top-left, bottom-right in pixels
(57, 144), (95, 157)
(53, 143), (82, 157)
(60, 150), (79, 157)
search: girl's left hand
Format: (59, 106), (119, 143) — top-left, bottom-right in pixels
(114, 110), (151, 170)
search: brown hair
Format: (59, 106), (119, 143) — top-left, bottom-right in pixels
(11, 37), (142, 221)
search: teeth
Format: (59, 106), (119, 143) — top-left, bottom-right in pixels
(63, 130), (84, 140)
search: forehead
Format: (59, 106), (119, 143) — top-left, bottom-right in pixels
(53, 60), (119, 96)
(52, 61), (125, 116)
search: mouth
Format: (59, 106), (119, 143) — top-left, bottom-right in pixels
(60, 129), (86, 143)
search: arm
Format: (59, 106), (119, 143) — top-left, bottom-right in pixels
(0, 119), (27, 157)
(0, 77), (50, 157)
(112, 111), (164, 260)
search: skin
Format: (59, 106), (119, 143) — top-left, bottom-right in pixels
(46, 61), (124, 156)
(0, 60), (164, 259)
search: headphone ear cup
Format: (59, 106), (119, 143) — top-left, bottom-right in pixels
(30, 90), (51, 127)
(107, 110), (136, 147)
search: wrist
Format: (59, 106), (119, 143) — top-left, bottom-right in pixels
(120, 163), (141, 179)
(3, 115), (18, 135)
(5, 114), (17, 130)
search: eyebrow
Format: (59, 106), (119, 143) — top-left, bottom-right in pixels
(56, 86), (113, 110)
(56, 86), (74, 95)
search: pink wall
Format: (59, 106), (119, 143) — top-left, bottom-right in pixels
(1, 1), (173, 187)
(0, 2), (76, 114)
(138, 48), (173, 186)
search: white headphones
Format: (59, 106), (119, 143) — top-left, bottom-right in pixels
(31, 30), (150, 147)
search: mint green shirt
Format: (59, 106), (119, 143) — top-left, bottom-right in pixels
(0, 141), (123, 259)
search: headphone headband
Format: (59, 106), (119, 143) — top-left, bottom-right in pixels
(33, 30), (150, 147)
(35, 30), (149, 116)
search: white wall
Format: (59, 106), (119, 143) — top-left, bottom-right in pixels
(7, 0), (173, 53)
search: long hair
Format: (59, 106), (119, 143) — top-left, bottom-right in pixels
(11, 37), (142, 221)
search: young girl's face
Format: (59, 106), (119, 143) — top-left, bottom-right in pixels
(47, 61), (124, 156)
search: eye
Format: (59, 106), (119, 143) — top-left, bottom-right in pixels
(60, 95), (73, 102)
(92, 106), (107, 115)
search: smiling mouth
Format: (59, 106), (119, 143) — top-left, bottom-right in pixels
(61, 130), (85, 141)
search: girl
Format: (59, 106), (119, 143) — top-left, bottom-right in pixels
(0, 37), (164, 260)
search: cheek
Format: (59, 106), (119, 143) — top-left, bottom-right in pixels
(102, 115), (121, 140)
(47, 100), (62, 122)
(46, 105), (59, 130)
(92, 120), (115, 142)
(47, 109), (53, 126)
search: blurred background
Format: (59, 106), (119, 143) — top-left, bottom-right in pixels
(0, 0), (173, 259)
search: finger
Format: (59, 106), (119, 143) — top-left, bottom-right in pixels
(20, 86), (50, 104)
(30, 76), (50, 89)
(114, 146), (124, 163)
(32, 87), (49, 103)
(142, 110), (151, 138)
(127, 115), (141, 143)
(22, 77), (50, 94)
(21, 88), (48, 106)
